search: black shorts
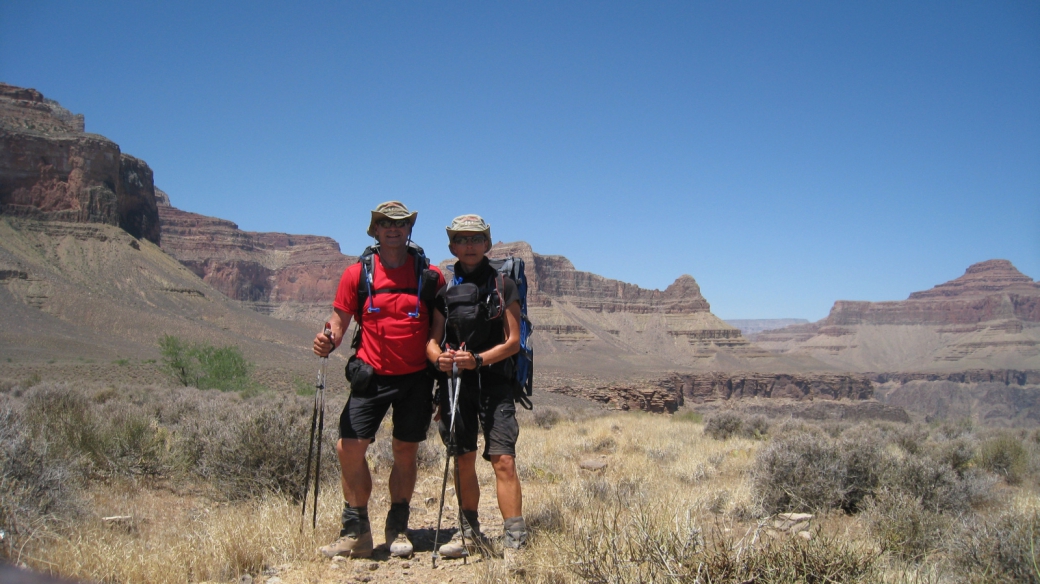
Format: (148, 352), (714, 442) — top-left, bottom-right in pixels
(438, 375), (519, 461)
(339, 369), (433, 443)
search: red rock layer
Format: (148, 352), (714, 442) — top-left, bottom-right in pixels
(157, 204), (356, 303)
(0, 83), (159, 243)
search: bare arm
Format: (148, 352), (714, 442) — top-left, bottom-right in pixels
(313, 307), (352, 357)
(452, 302), (521, 371)
(427, 309), (455, 372)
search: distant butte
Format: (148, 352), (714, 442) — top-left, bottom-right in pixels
(752, 260), (1040, 371)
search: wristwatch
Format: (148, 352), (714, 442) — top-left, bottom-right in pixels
(473, 352), (484, 369)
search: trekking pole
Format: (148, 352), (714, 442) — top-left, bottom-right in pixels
(301, 323), (331, 532)
(450, 348), (469, 564)
(432, 355), (455, 567)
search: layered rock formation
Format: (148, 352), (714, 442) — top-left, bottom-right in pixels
(752, 260), (1040, 372)
(156, 201), (357, 320)
(477, 242), (748, 361)
(0, 83), (160, 244)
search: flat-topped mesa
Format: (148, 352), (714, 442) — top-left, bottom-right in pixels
(488, 241), (711, 314)
(0, 83), (159, 243)
(825, 260), (1040, 326)
(158, 203), (356, 304)
(485, 241), (743, 351)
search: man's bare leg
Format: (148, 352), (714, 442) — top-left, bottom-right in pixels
(337, 438), (373, 505)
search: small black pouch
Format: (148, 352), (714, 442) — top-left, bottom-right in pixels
(345, 354), (375, 395)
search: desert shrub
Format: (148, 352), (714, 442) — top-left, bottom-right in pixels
(977, 432), (1029, 485)
(885, 452), (995, 515)
(863, 488), (951, 561)
(893, 423), (930, 455)
(534, 407), (561, 429)
(704, 411), (744, 440)
(159, 335), (254, 392)
(23, 384), (106, 470)
(0, 404), (83, 562)
(743, 414), (770, 440)
(752, 426), (885, 514)
(949, 509), (1040, 584)
(197, 398), (317, 499)
(934, 435), (978, 475)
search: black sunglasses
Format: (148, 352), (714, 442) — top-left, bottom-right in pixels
(376, 218), (409, 228)
(452, 234), (487, 245)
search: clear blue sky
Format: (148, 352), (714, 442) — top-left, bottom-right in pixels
(2, 1), (1037, 320)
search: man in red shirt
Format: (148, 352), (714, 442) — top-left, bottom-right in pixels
(313, 201), (445, 559)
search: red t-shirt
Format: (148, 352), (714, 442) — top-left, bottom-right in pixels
(333, 254), (445, 376)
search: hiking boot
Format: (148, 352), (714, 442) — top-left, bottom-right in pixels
(502, 516), (528, 574)
(384, 527), (414, 557)
(383, 502), (413, 557)
(319, 531), (373, 558)
(437, 529), (491, 558)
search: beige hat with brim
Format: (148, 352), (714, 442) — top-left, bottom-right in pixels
(446, 214), (492, 243)
(367, 201), (418, 237)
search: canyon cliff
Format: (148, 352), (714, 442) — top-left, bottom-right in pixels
(156, 200), (356, 321)
(752, 260), (1040, 372)
(0, 83), (160, 244)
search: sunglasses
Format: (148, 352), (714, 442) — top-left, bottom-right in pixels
(452, 234), (487, 245)
(376, 218), (409, 228)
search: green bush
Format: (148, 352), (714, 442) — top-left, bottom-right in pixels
(159, 335), (254, 392)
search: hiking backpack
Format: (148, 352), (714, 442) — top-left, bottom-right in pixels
(444, 256), (534, 408)
(351, 241), (440, 349)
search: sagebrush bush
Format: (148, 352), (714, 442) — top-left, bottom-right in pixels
(534, 407), (561, 429)
(752, 425), (884, 514)
(949, 509), (1040, 583)
(0, 402), (83, 561)
(863, 488), (951, 561)
(704, 411), (743, 440)
(977, 432), (1030, 485)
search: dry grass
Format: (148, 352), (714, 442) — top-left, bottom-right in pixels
(4, 380), (1040, 583)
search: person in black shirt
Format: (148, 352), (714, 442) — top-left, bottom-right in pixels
(426, 214), (527, 570)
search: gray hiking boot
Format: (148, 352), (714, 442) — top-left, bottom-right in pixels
(502, 516), (528, 574)
(383, 502), (413, 557)
(319, 531), (373, 558)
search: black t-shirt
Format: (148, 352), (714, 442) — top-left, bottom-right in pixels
(436, 258), (519, 356)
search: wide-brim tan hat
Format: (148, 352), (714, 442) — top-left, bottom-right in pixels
(446, 214), (492, 243)
(367, 201), (418, 237)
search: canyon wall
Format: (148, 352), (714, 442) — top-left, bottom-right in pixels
(0, 83), (160, 244)
(752, 260), (1040, 372)
(156, 202), (357, 319)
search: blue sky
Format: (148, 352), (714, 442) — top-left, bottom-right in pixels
(2, 1), (1037, 320)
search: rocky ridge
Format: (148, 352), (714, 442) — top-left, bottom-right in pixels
(156, 200), (357, 321)
(751, 260), (1040, 372)
(0, 83), (160, 244)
